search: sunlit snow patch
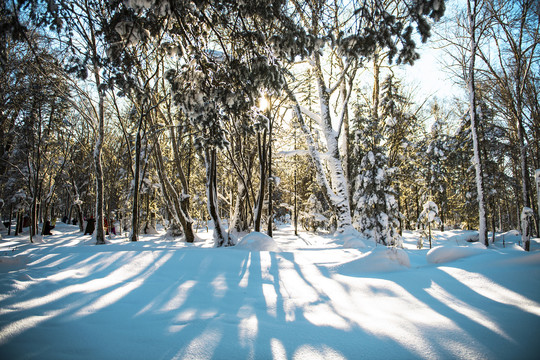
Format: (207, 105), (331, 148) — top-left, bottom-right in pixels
(333, 247), (410, 274)
(234, 232), (281, 252)
(427, 243), (486, 264)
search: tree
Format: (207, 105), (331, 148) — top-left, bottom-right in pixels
(417, 200), (441, 249)
(476, 0), (540, 245)
(286, 0), (445, 235)
(50, 0), (113, 244)
(353, 148), (402, 246)
(466, 0), (489, 246)
(0, 32), (69, 242)
(424, 104), (450, 231)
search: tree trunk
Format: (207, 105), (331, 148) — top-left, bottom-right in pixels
(428, 221), (432, 249)
(267, 117), (273, 237)
(7, 205), (12, 236)
(15, 210), (21, 236)
(153, 138), (195, 242)
(130, 125), (141, 242)
(230, 179), (249, 233)
(294, 129), (298, 236)
(254, 129), (267, 232)
(467, 0), (488, 247)
(372, 52), (381, 121)
(94, 86), (106, 244)
(287, 84), (353, 233)
(205, 148), (230, 246)
(30, 194), (38, 242)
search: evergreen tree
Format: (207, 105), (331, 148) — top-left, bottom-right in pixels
(352, 114), (401, 247)
(424, 104), (450, 230)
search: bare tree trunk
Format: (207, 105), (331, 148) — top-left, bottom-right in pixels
(230, 179), (249, 233)
(267, 117), (273, 237)
(130, 124), (141, 242)
(254, 129), (267, 232)
(15, 210), (21, 236)
(8, 205), (12, 235)
(287, 84), (353, 233)
(205, 148), (230, 246)
(467, 0), (488, 246)
(169, 125), (195, 242)
(153, 138), (195, 242)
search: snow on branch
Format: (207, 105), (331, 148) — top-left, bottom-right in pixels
(299, 106), (321, 125)
(285, 86), (335, 200)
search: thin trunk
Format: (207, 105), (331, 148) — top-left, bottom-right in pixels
(94, 87), (106, 244)
(30, 195), (38, 242)
(267, 119), (273, 237)
(339, 68), (350, 189)
(536, 169), (540, 236)
(491, 201), (496, 243)
(468, 0), (488, 246)
(8, 205), (12, 236)
(294, 128), (298, 236)
(205, 148), (230, 246)
(130, 126), (141, 242)
(428, 221), (432, 249)
(15, 210), (21, 236)
(373, 52), (380, 121)
(254, 129), (267, 232)
(397, 183), (403, 235)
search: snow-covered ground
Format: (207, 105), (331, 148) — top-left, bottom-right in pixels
(1, 223), (539, 359)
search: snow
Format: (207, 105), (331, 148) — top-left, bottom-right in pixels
(1, 223), (540, 359)
(235, 232), (281, 252)
(427, 244), (486, 264)
(334, 247), (410, 274)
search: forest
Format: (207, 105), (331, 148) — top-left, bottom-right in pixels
(1, 0), (539, 249)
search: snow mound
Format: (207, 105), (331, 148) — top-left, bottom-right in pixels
(32, 235), (46, 244)
(338, 227), (367, 248)
(335, 247), (410, 274)
(0, 254), (28, 272)
(343, 238), (367, 248)
(427, 244), (486, 264)
(235, 232), (281, 252)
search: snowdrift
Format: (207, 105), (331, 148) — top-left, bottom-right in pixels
(427, 243), (486, 264)
(335, 228), (367, 248)
(333, 247), (410, 274)
(0, 254), (28, 272)
(234, 231), (281, 252)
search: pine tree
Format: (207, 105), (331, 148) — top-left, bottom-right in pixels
(424, 105), (450, 231)
(352, 114), (401, 247)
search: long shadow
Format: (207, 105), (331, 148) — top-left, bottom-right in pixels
(146, 249), (424, 360)
(337, 260), (540, 359)
(0, 245), (178, 359)
(3, 233), (539, 360)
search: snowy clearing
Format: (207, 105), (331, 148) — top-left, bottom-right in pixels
(1, 223), (539, 359)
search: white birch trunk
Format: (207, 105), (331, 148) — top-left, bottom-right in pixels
(286, 85), (353, 234)
(313, 54), (353, 233)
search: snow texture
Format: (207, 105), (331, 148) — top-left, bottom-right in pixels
(0, 223), (539, 359)
(235, 232), (281, 252)
(334, 247), (410, 274)
(427, 244), (486, 264)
